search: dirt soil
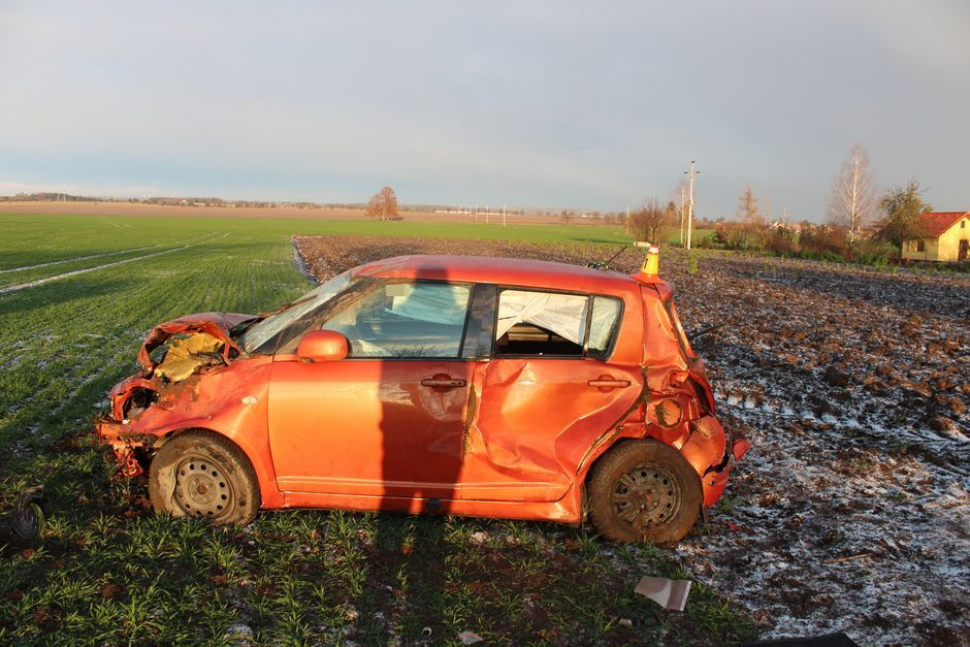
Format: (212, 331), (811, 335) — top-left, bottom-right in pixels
(295, 235), (970, 645)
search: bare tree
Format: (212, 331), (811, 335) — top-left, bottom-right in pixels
(827, 145), (876, 243)
(735, 186), (765, 249)
(629, 198), (672, 244)
(365, 186), (399, 221)
(560, 209), (573, 225)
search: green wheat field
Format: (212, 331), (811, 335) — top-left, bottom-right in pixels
(0, 212), (747, 644)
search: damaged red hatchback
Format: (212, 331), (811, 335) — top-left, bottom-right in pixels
(97, 254), (747, 543)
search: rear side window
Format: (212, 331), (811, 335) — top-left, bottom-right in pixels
(493, 289), (622, 359)
(588, 296), (623, 357)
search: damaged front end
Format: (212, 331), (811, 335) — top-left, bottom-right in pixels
(97, 312), (257, 477)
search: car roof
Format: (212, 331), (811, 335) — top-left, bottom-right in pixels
(353, 255), (640, 293)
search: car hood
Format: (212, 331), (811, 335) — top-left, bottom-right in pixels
(137, 312), (257, 371)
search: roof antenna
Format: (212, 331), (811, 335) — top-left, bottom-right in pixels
(586, 245), (630, 271)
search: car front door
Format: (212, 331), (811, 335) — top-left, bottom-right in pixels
(267, 280), (474, 502)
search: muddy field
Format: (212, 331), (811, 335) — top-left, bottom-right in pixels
(296, 235), (970, 644)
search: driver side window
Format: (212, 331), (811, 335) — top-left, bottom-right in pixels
(321, 282), (471, 358)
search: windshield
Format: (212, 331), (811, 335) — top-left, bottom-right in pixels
(239, 270), (352, 352)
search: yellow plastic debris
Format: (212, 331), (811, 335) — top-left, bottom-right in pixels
(154, 332), (225, 382)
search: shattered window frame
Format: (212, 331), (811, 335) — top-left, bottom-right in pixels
(489, 286), (624, 361)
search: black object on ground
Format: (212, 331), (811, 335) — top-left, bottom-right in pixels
(744, 631), (859, 647)
(0, 485), (45, 551)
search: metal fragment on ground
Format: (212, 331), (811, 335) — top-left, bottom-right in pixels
(635, 575), (692, 611)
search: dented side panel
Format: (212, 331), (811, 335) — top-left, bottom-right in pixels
(460, 287), (646, 502)
(461, 359), (644, 501)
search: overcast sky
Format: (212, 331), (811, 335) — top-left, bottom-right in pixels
(1, 1), (968, 219)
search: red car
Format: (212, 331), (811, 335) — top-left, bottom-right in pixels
(98, 253), (747, 543)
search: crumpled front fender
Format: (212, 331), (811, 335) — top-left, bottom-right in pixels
(96, 357), (284, 507)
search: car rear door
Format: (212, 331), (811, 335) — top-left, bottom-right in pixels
(460, 286), (645, 502)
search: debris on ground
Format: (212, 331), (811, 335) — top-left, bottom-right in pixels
(0, 485), (45, 551)
(743, 631), (859, 646)
(458, 630), (483, 644)
(635, 575), (692, 611)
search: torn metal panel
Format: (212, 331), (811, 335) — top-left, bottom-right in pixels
(137, 311), (255, 371)
(154, 331), (225, 382)
(460, 359), (644, 502)
(97, 353), (284, 508)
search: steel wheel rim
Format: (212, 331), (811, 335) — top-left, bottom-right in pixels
(173, 455), (234, 519)
(611, 462), (683, 532)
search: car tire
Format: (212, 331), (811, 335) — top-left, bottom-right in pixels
(588, 439), (702, 544)
(149, 430), (260, 525)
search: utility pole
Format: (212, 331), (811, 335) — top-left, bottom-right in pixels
(486, 204), (490, 225)
(502, 204), (506, 227)
(625, 205), (630, 234)
(683, 160), (699, 250)
(679, 184), (687, 246)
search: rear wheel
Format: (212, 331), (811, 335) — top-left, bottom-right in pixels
(588, 440), (702, 544)
(149, 430), (260, 525)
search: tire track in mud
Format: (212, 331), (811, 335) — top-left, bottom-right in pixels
(0, 232), (230, 295)
(0, 245), (156, 274)
(0, 230), (222, 275)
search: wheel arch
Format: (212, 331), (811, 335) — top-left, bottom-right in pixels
(580, 436), (704, 524)
(153, 424), (283, 509)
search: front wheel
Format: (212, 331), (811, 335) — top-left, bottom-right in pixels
(149, 430), (260, 525)
(587, 440), (702, 544)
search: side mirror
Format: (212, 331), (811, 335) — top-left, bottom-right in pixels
(297, 330), (349, 362)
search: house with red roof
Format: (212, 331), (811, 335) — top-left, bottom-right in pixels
(901, 212), (970, 262)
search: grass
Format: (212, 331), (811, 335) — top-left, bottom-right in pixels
(0, 212), (756, 644)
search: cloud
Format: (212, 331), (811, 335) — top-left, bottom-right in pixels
(1, 0), (967, 215)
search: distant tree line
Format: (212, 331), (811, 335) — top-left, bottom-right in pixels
(0, 192), (100, 202)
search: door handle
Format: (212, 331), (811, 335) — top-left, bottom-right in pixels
(421, 377), (467, 389)
(588, 376), (630, 391)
